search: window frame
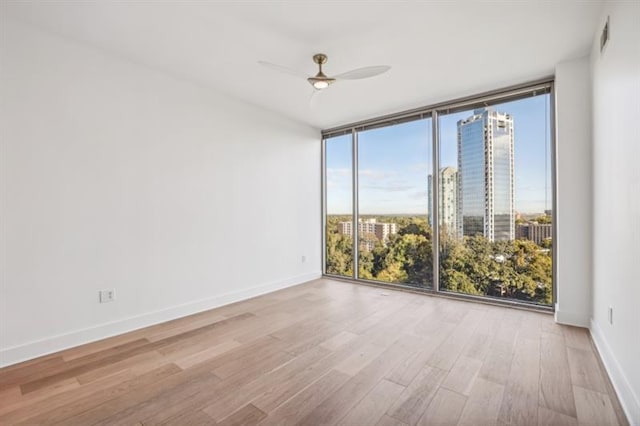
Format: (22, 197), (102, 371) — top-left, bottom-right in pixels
(321, 77), (556, 312)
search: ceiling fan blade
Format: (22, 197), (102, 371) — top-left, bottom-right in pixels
(309, 89), (324, 109)
(334, 65), (391, 80)
(258, 61), (308, 79)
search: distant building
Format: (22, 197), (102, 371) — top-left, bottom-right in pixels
(337, 218), (397, 250)
(428, 167), (458, 238)
(337, 221), (352, 236)
(516, 222), (552, 245)
(457, 108), (515, 242)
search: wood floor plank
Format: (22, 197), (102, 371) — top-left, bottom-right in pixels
(75, 350), (164, 385)
(259, 370), (351, 426)
(206, 312), (294, 346)
(297, 336), (416, 426)
(495, 313), (522, 343)
(589, 340), (631, 426)
(478, 337), (514, 385)
(376, 415), (409, 426)
(573, 386), (619, 426)
(518, 311), (543, 340)
(537, 406), (578, 426)
(539, 332), (576, 417)
(0, 386), (22, 409)
(385, 323), (452, 387)
(92, 373), (220, 426)
(202, 345), (331, 422)
(0, 339), (148, 393)
(218, 404), (266, 426)
(539, 313), (564, 336)
(441, 355), (482, 396)
(193, 344), (328, 421)
(457, 378), (505, 426)
(141, 348), (300, 426)
(497, 337), (540, 426)
(566, 346), (608, 394)
(387, 366), (447, 426)
(269, 317), (334, 342)
(320, 330), (358, 351)
(211, 344), (292, 380)
(19, 313), (254, 394)
(282, 325), (356, 357)
(562, 326), (592, 351)
(333, 342), (388, 376)
(157, 409), (216, 426)
(426, 309), (485, 371)
(337, 379), (405, 426)
(146, 314), (228, 343)
(173, 339), (242, 369)
(0, 356), (66, 388)
(0, 370), (134, 423)
(347, 300), (410, 335)
(247, 349), (344, 415)
(52, 367), (216, 426)
(461, 331), (493, 361)
(17, 364), (181, 425)
(416, 387), (467, 426)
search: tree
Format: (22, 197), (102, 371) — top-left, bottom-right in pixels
(533, 215), (552, 224)
(325, 214), (552, 306)
(358, 249), (374, 280)
(325, 231), (353, 276)
(376, 261), (408, 283)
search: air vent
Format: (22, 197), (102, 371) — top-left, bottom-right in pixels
(600, 16), (610, 53)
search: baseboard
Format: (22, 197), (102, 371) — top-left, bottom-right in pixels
(554, 305), (590, 327)
(0, 271), (322, 368)
(590, 318), (640, 426)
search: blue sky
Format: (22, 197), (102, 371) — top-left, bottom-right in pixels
(326, 94), (552, 215)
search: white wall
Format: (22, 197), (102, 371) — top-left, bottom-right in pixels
(589, 1), (640, 424)
(0, 19), (321, 367)
(554, 56), (593, 328)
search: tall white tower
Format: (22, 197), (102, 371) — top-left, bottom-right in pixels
(457, 108), (515, 241)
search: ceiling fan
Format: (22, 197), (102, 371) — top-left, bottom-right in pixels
(258, 54), (391, 93)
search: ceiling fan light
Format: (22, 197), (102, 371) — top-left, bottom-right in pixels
(313, 80), (330, 90)
(308, 75), (335, 90)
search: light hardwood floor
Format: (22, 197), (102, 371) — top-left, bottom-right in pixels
(0, 279), (628, 426)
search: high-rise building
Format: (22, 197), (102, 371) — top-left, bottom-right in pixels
(457, 108), (515, 241)
(337, 218), (397, 250)
(516, 222), (552, 245)
(428, 167), (458, 237)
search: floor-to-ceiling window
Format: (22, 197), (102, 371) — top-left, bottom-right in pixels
(438, 94), (553, 305)
(324, 134), (353, 278)
(323, 81), (554, 307)
(357, 119), (433, 289)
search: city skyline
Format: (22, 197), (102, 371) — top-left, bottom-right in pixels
(326, 94), (552, 215)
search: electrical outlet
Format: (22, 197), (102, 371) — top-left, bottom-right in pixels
(301, 255), (306, 263)
(608, 306), (613, 325)
(99, 289), (116, 303)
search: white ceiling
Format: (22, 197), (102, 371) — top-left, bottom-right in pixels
(4, 1), (604, 129)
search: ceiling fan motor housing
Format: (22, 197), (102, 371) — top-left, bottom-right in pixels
(309, 53), (335, 89)
(313, 53), (328, 65)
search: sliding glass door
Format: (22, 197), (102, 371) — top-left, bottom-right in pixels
(323, 82), (554, 307)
